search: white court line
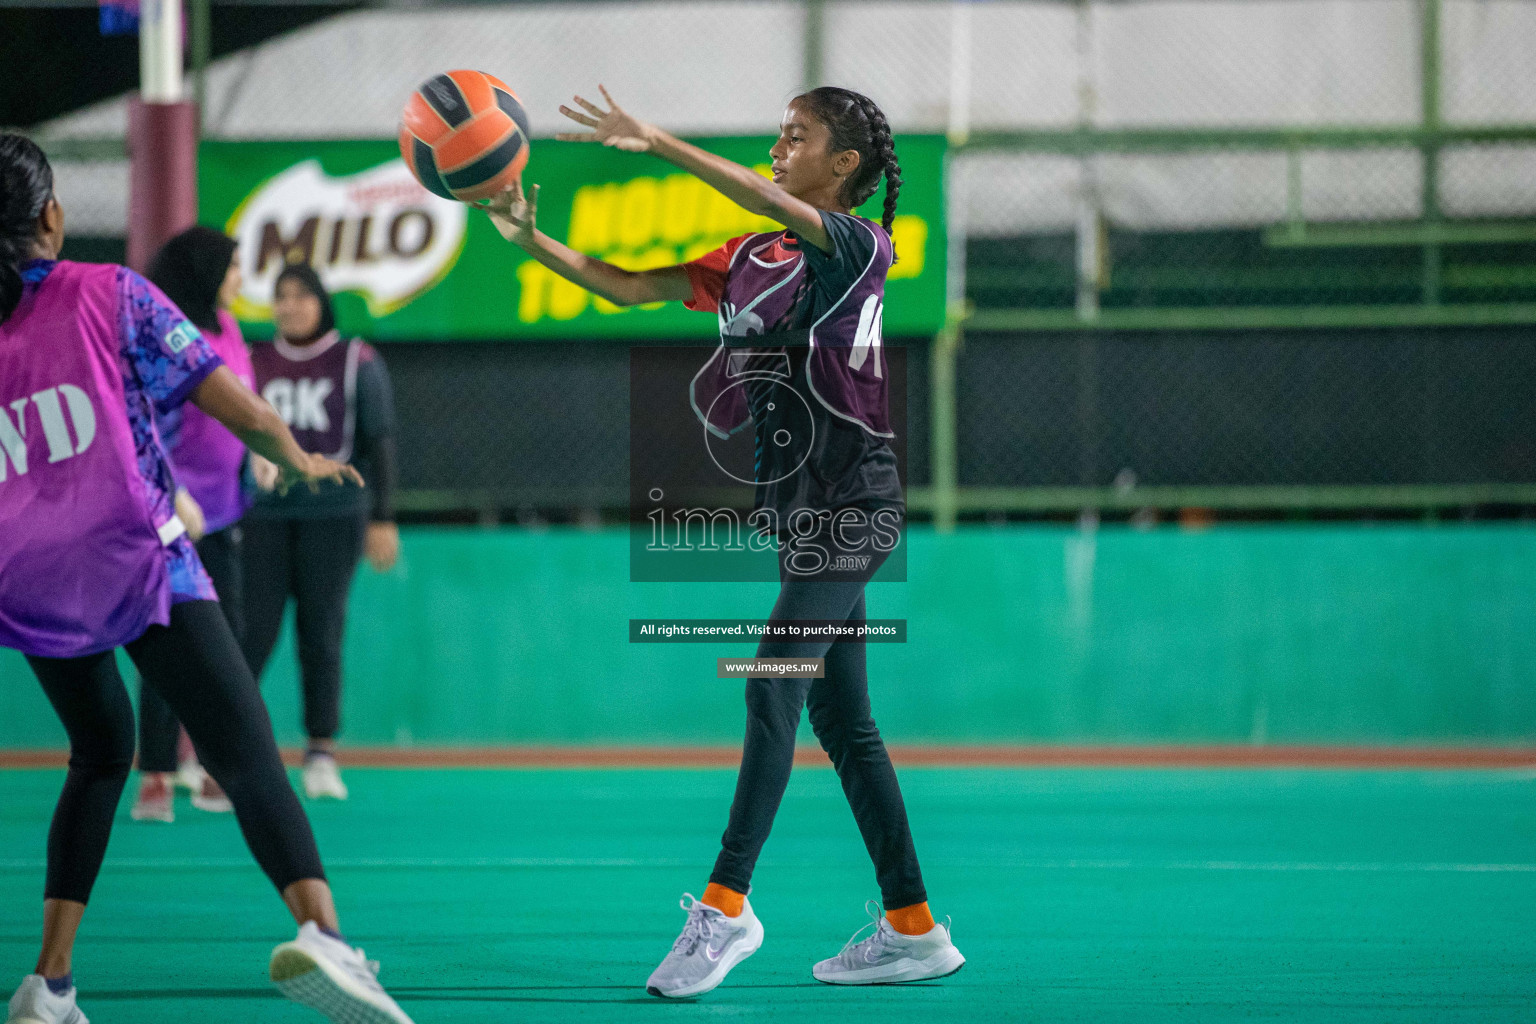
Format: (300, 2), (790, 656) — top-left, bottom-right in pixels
(0, 857), (693, 871)
(0, 858), (1532, 873)
(1012, 860), (1536, 873)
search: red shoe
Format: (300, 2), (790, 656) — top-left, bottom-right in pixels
(130, 772), (175, 822)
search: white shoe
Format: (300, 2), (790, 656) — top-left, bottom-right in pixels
(646, 893), (764, 998)
(269, 921), (414, 1024)
(129, 773), (174, 823)
(190, 774), (233, 814)
(174, 759), (206, 793)
(302, 754), (349, 801)
(6, 975), (87, 1024)
(812, 901), (965, 985)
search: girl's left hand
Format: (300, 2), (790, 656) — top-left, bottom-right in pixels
(478, 179), (540, 248)
(277, 453), (364, 496)
(556, 85), (655, 153)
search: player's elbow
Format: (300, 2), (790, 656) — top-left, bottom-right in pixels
(606, 272), (671, 307)
(603, 276), (648, 307)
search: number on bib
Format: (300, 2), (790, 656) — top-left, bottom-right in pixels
(847, 295), (884, 378)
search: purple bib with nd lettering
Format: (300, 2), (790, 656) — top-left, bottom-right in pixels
(251, 330), (360, 461)
(0, 262), (174, 657)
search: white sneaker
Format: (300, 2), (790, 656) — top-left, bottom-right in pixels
(190, 774), (233, 814)
(174, 759), (206, 793)
(302, 754), (349, 801)
(6, 975), (87, 1024)
(812, 901), (965, 985)
(646, 893), (764, 998)
(269, 921), (414, 1024)
(129, 773), (174, 823)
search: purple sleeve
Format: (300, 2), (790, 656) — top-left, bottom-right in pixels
(116, 268), (225, 413)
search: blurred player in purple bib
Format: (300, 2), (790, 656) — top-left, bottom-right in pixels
(0, 134), (416, 1024)
(480, 86), (963, 996)
(129, 225), (259, 823)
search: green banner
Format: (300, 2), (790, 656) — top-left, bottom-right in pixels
(199, 136), (946, 341)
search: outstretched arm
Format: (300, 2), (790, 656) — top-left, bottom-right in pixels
(557, 85), (832, 253)
(191, 366), (363, 494)
(479, 179), (693, 306)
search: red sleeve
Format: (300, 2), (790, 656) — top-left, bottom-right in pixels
(683, 234), (751, 313)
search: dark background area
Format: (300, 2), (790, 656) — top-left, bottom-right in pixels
(0, 3), (357, 128)
(362, 328), (1533, 522)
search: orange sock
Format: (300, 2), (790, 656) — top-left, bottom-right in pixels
(701, 882), (745, 918)
(885, 901), (935, 936)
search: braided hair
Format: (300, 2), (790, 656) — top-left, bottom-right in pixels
(793, 87), (903, 259)
(0, 133), (55, 325)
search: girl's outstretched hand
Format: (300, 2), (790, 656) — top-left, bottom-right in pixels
(478, 179), (540, 247)
(277, 452), (364, 496)
(556, 85), (655, 153)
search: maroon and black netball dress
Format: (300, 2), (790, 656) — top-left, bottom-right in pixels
(684, 210), (902, 524)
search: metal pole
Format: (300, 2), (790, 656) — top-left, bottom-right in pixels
(947, 0), (972, 146)
(933, 141), (968, 534)
(930, 316), (961, 533)
(1074, 0), (1101, 322)
(139, 0), (183, 102)
(1420, 0), (1442, 304)
(803, 0), (825, 92)
(192, 0), (212, 123)
(128, 0), (197, 271)
(1285, 146), (1304, 241)
(945, 149), (968, 320)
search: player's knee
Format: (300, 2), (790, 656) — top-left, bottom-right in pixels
(70, 721), (135, 782)
(814, 711), (884, 763)
(199, 740), (277, 801)
(297, 646), (341, 677)
(807, 702), (846, 752)
(744, 679), (800, 735)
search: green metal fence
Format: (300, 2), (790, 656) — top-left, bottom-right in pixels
(924, 0), (1536, 528)
(17, 0), (1536, 525)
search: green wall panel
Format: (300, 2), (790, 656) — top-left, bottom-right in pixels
(2, 525), (1533, 748)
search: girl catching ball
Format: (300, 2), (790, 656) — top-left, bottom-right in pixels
(481, 84), (964, 999)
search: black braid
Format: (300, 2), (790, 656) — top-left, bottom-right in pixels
(854, 94), (902, 243)
(794, 87), (902, 261)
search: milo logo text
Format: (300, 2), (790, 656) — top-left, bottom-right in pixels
(228, 159), (467, 320)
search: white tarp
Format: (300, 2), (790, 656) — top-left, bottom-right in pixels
(41, 0), (1536, 235)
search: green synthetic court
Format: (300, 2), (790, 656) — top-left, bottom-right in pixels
(2, 765), (1532, 1022)
(3, 528), (1533, 1018)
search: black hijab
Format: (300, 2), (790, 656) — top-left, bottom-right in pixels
(274, 262), (336, 344)
(147, 225), (237, 333)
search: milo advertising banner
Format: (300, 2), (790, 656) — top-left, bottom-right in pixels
(199, 136), (946, 341)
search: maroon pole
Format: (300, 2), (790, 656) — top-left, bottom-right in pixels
(126, 99), (198, 273)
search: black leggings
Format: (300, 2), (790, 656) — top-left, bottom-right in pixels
(240, 516), (365, 741)
(138, 526), (245, 772)
(710, 516), (927, 910)
(27, 600), (325, 904)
